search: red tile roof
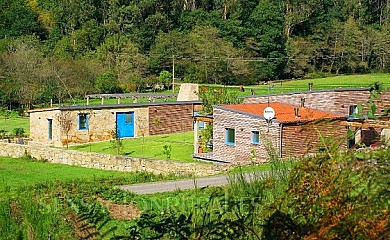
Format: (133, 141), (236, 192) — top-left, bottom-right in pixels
(221, 102), (345, 123)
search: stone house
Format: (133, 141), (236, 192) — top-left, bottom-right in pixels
(212, 102), (347, 164)
(29, 101), (201, 147)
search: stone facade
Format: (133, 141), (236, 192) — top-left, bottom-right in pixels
(244, 88), (390, 116)
(29, 102), (201, 147)
(213, 107), (280, 164)
(212, 106), (348, 163)
(0, 142), (229, 176)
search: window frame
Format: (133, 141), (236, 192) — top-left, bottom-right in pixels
(78, 113), (89, 130)
(48, 119), (53, 140)
(252, 131), (260, 145)
(349, 105), (358, 118)
(225, 128), (235, 146)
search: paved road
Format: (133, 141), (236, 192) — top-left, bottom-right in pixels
(119, 172), (270, 194)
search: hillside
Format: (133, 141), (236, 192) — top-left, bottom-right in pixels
(1, 0), (390, 108)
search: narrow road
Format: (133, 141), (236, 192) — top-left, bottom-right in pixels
(119, 172), (269, 194)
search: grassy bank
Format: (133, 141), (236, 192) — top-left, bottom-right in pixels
(0, 156), (173, 193)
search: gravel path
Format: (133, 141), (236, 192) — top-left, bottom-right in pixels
(119, 172), (270, 194)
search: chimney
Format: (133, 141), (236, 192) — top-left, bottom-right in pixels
(308, 83), (313, 91)
(294, 107), (299, 117)
(300, 98), (305, 107)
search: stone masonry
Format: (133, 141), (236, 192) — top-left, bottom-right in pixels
(213, 107), (280, 164)
(0, 142), (229, 177)
(29, 102), (201, 147)
(213, 106), (348, 163)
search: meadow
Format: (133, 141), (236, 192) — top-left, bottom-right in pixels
(205, 73), (390, 97)
(0, 112), (29, 135)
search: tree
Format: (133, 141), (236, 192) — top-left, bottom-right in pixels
(247, 0), (286, 81)
(95, 72), (120, 94)
(2, 36), (45, 109)
(95, 34), (147, 85)
(158, 70), (172, 89)
(0, 0), (46, 39)
(56, 110), (73, 148)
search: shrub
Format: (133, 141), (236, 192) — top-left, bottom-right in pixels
(265, 147), (390, 239)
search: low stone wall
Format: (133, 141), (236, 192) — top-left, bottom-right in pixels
(0, 142), (229, 177)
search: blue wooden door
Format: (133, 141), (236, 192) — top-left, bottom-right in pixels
(116, 112), (134, 138)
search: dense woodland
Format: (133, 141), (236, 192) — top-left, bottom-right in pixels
(1, 0), (390, 108)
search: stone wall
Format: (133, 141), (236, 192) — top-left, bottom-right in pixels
(213, 107), (280, 164)
(281, 120), (347, 158)
(244, 89), (390, 116)
(177, 83), (199, 101)
(0, 142), (228, 177)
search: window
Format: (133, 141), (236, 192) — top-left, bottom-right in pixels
(252, 131), (259, 144)
(125, 113), (133, 123)
(349, 105), (358, 117)
(78, 114), (89, 130)
(225, 128), (235, 145)
(48, 119), (53, 140)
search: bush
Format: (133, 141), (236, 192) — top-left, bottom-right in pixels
(266, 148), (390, 239)
(13, 128), (25, 137)
(95, 73), (121, 94)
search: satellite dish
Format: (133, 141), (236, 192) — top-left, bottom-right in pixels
(263, 106), (275, 120)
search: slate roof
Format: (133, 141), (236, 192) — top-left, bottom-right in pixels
(220, 102), (345, 123)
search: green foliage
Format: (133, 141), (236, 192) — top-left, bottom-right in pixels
(95, 73), (121, 94)
(67, 197), (117, 238)
(268, 148), (390, 239)
(110, 129), (124, 155)
(162, 144), (172, 160)
(199, 124), (213, 149)
(12, 127), (25, 137)
(157, 70), (172, 89)
(1, 0), (390, 110)
(198, 86), (243, 115)
(0, 107), (11, 120)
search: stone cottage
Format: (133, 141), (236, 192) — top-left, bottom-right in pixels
(29, 101), (201, 147)
(212, 102), (347, 164)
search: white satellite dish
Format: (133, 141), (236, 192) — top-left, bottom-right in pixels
(263, 106), (275, 120)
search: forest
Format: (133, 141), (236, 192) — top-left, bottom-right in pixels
(0, 0), (390, 108)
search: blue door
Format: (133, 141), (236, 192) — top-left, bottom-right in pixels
(116, 112), (134, 138)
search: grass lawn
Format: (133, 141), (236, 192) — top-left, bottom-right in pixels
(204, 73), (390, 97)
(70, 131), (197, 162)
(0, 156), (166, 193)
(0, 116), (29, 135)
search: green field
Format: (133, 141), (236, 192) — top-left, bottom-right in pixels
(0, 113), (29, 135)
(204, 73), (390, 97)
(70, 131), (197, 162)
(0, 156), (172, 193)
